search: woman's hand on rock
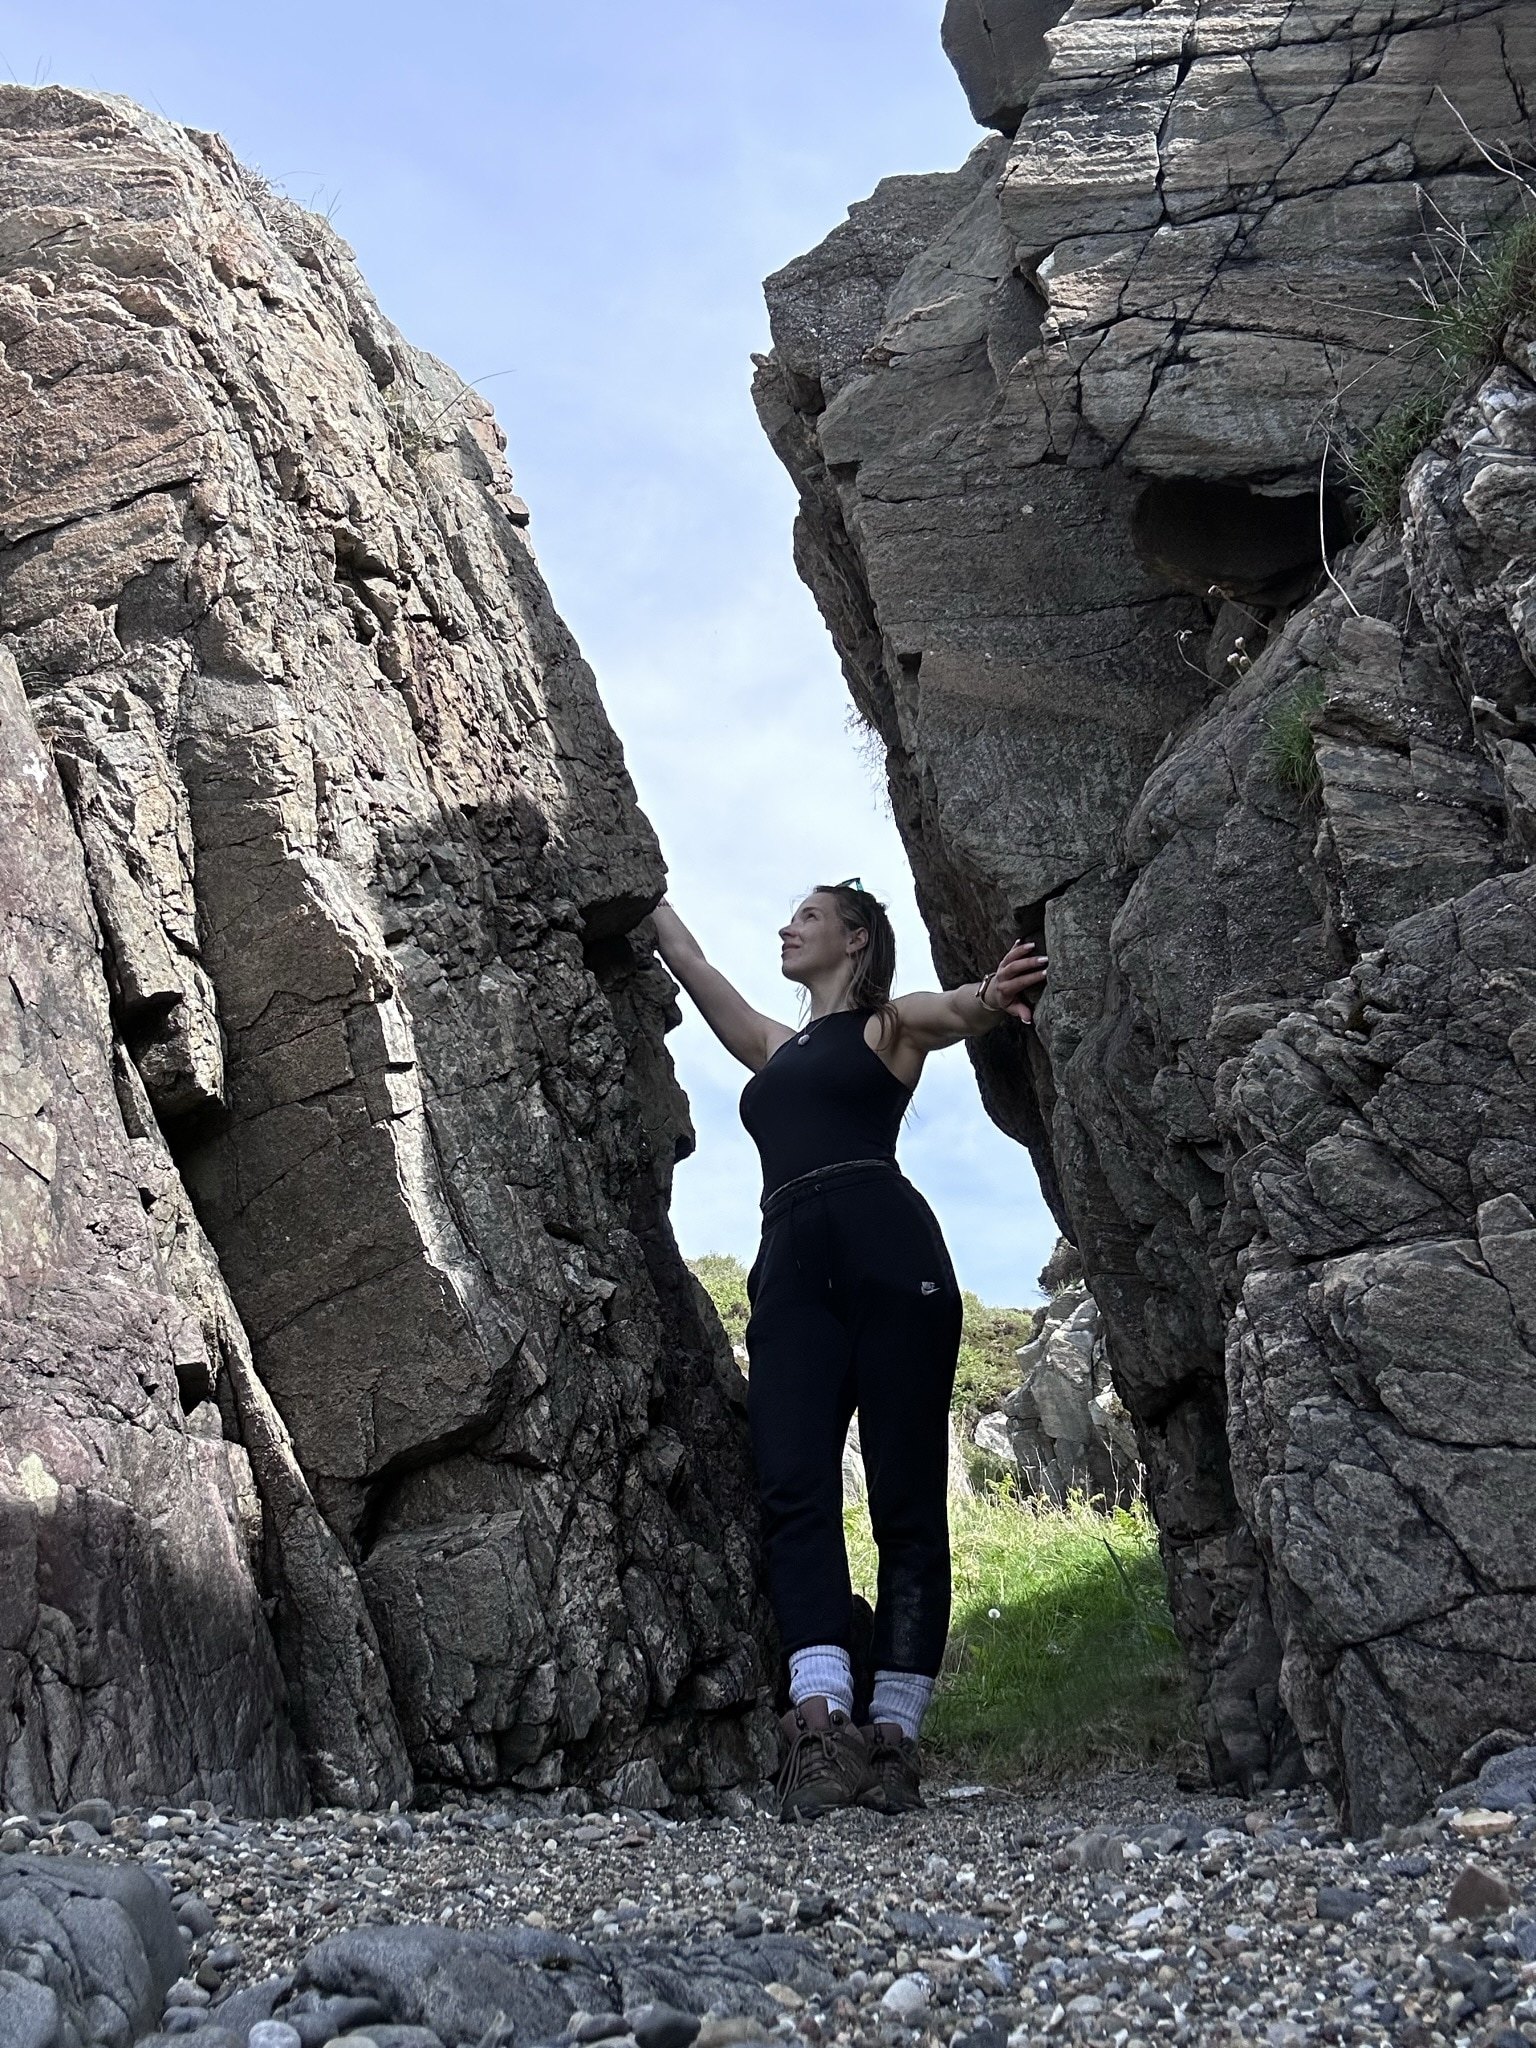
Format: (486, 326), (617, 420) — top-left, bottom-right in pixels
(986, 939), (1048, 1024)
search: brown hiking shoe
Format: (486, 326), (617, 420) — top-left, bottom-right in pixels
(856, 1722), (924, 1813)
(775, 1700), (868, 1821)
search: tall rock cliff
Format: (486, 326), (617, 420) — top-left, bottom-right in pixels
(756, 0), (1536, 1829)
(0, 85), (772, 1812)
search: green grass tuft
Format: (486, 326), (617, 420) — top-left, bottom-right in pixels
(1350, 388), (1451, 531)
(846, 1489), (1196, 1780)
(1261, 677), (1327, 804)
(1424, 210), (1536, 376)
(1349, 210), (1536, 529)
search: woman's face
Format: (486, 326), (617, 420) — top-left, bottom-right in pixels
(778, 892), (864, 985)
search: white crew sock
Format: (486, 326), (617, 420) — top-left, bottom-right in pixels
(870, 1669), (935, 1742)
(787, 1644), (854, 1719)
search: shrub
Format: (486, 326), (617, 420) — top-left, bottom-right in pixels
(1261, 676), (1327, 803)
(953, 1290), (1036, 1419)
(687, 1252), (750, 1353)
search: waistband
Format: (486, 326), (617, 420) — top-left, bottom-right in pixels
(760, 1156), (901, 1224)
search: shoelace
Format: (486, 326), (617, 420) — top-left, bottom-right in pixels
(778, 1727), (857, 1798)
(866, 1731), (917, 1778)
(777, 1730), (833, 1796)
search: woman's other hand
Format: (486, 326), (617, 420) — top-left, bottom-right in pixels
(985, 939), (1048, 1025)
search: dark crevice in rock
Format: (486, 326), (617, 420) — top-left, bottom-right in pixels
(1131, 479), (1353, 605)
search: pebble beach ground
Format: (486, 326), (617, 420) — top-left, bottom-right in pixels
(6, 1757), (1536, 2048)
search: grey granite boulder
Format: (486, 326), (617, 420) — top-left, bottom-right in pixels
(1464, 1745), (1536, 1814)
(1001, 1283), (1138, 1508)
(0, 1852), (186, 2047)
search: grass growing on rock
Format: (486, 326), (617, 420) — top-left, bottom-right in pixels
(847, 1489), (1196, 1779)
(1424, 208), (1536, 375)
(952, 1291), (1037, 1418)
(1261, 676), (1327, 803)
(688, 1251), (750, 1352)
(1349, 387), (1451, 531)
(1349, 209), (1536, 527)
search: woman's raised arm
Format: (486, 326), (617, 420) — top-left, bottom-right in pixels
(652, 899), (788, 1073)
(890, 939), (1048, 1054)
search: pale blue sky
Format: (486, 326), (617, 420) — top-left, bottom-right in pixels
(3, 2), (1058, 1303)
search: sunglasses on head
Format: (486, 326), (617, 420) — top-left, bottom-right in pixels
(832, 875), (864, 892)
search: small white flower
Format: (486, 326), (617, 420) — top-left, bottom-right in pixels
(987, 1607), (1002, 1621)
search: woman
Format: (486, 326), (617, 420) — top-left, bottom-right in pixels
(652, 880), (1046, 1819)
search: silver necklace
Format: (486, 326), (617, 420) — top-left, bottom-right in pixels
(796, 1011), (844, 1045)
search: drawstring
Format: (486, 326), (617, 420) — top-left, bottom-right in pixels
(760, 1156), (899, 1223)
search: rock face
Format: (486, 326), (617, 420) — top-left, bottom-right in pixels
(755, 2), (1536, 1827)
(968, 1244), (1139, 1506)
(976, 1280), (1139, 1509)
(0, 85), (771, 1811)
(942, 0), (1069, 132)
(1217, 446), (1536, 1830)
(1, 641), (308, 1816)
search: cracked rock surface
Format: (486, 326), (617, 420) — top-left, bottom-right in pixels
(754, 1), (1536, 1828)
(0, 83), (772, 1814)
(0, 640), (308, 1819)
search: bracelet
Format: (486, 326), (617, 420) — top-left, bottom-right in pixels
(975, 972), (995, 1012)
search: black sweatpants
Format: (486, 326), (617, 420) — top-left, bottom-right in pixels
(745, 1160), (964, 1677)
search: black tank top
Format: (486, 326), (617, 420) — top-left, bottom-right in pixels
(739, 1009), (913, 1198)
